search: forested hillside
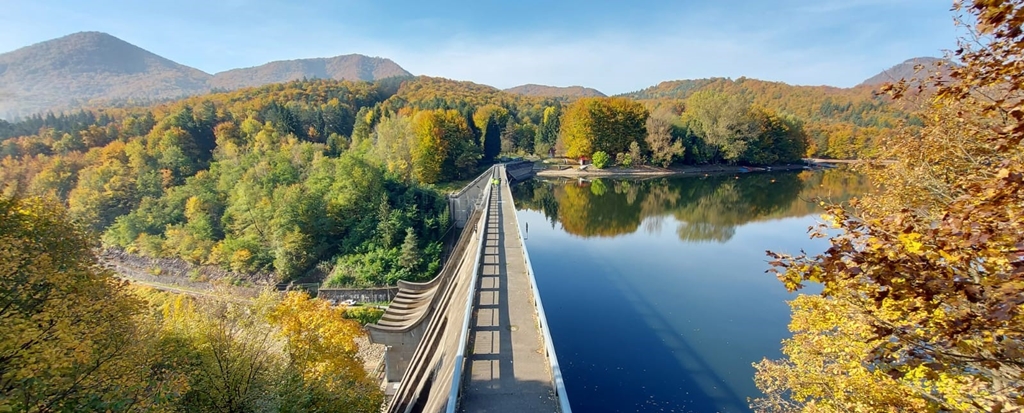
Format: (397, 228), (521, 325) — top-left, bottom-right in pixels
(858, 56), (951, 86)
(0, 79), (449, 286)
(505, 84), (607, 98)
(0, 195), (383, 411)
(620, 77), (920, 158)
(0, 32), (211, 119)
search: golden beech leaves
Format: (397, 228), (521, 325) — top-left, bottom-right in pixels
(269, 291), (365, 385)
(146, 288), (383, 412)
(559, 97), (648, 159)
(754, 2), (1024, 411)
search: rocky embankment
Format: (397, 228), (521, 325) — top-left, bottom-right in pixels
(100, 248), (277, 293)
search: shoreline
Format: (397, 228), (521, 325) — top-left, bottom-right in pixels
(534, 163), (812, 178)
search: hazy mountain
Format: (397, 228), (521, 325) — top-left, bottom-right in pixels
(209, 55), (412, 90)
(0, 31), (212, 119)
(504, 84), (606, 98)
(0, 32), (413, 120)
(859, 57), (953, 87)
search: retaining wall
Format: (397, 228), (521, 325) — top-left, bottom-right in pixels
(318, 287), (400, 303)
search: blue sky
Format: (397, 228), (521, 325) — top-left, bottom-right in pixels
(0, 0), (960, 94)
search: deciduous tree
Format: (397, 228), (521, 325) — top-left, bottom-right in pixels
(645, 113), (684, 167)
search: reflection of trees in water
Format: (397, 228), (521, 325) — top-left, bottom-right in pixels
(676, 221), (736, 243)
(512, 179), (561, 228)
(511, 169), (862, 242)
(557, 180), (644, 237)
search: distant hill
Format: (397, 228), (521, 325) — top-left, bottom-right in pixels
(0, 32), (414, 120)
(504, 84), (606, 98)
(209, 55), (411, 90)
(617, 78), (721, 101)
(0, 31), (212, 119)
(618, 77), (907, 128)
(859, 57), (953, 87)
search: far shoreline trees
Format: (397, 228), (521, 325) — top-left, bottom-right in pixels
(557, 94), (807, 168)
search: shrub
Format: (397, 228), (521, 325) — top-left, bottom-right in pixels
(343, 306), (385, 325)
(628, 141), (645, 166)
(616, 152), (633, 168)
(592, 151), (610, 169)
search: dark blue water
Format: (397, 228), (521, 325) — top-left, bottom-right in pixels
(511, 170), (863, 413)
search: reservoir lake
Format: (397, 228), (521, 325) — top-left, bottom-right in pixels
(510, 169), (864, 412)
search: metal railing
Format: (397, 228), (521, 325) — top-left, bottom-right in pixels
(503, 165), (572, 412)
(446, 167), (496, 413)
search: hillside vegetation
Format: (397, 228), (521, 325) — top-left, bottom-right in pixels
(619, 77), (920, 159)
(858, 56), (952, 86)
(0, 32), (210, 119)
(0, 195), (383, 411)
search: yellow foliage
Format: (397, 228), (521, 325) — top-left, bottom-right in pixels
(756, 2), (1024, 411)
(269, 291), (367, 386)
(0, 196), (182, 411)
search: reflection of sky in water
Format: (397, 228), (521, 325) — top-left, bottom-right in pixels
(518, 202), (831, 412)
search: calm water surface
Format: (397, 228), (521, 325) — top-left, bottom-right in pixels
(510, 170), (864, 413)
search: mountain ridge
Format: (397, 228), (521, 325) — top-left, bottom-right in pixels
(858, 56), (953, 87)
(504, 84), (606, 98)
(0, 32), (211, 119)
(0, 32), (412, 119)
(209, 55), (411, 90)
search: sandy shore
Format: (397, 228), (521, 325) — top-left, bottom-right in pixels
(534, 163), (809, 178)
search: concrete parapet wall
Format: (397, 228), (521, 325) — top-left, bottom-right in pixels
(449, 166), (496, 228)
(318, 287), (399, 303)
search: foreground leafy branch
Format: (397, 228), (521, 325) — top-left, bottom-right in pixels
(753, 1), (1024, 411)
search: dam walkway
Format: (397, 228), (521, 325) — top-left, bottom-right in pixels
(367, 164), (570, 413)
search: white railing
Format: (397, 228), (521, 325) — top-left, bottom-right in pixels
(503, 165), (572, 413)
(445, 164), (571, 413)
